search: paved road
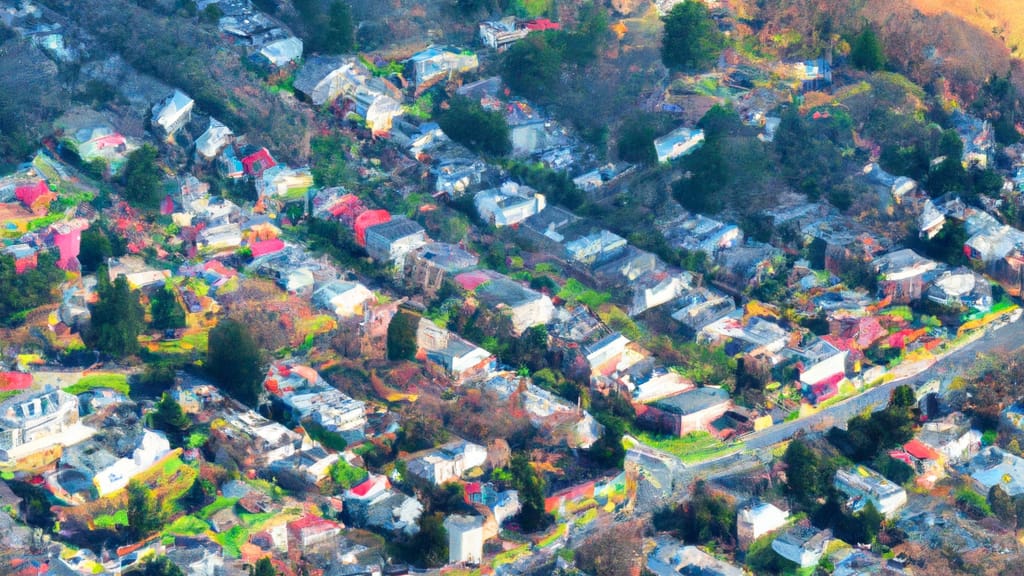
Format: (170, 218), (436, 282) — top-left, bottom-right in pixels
(742, 318), (1024, 449)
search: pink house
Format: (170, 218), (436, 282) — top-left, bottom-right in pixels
(51, 218), (89, 271)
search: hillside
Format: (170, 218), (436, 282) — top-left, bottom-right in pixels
(910, 0), (1024, 58)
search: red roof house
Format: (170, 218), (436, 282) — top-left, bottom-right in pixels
(15, 181), (56, 214)
(354, 209), (390, 247)
(242, 148), (277, 177)
(249, 238), (285, 258)
(0, 372), (32, 391)
(525, 18), (561, 31)
(287, 515), (342, 550)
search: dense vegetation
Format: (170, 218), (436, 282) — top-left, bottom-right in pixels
(0, 251), (65, 327)
(660, 0), (726, 73)
(87, 272), (146, 358)
(437, 97), (511, 157)
(122, 145), (162, 208)
(150, 284), (187, 331)
(207, 318), (264, 406)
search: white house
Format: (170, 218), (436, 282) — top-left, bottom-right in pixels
(260, 36), (303, 67)
(445, 515), (485, 565)
(406, 440), (488, 485)
(151, 90), (194, 137)
(654, 126), (704, 163)
(195, 118), (233, 161)
(737, 501), (789, 550)
(313, 280), (374, 318)
(833, 467), (907, 518)
(772, 526), (831, 568)
(474, 182), (546, 227)
(94, 430), (172, 496)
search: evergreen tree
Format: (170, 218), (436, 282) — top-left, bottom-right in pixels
(150, 392), (191, 434)
(79, 226), (113, 273)
(207, 319), (263, 406)
(127, 479), (161, 539)
(142, 556), (185, 576)
(660, 0), (725, 73)
(89, 274), (145, 358)
(250, 557), (278, 576)
(122, 145), (162, 208)
(387, 309), (420, 361)
(436, 97), (511, 157)
(850, 26), (886, 71)
(150, 283), (186, 330)
(989, 485), (1016, 525)
(0, 251), (65, 327)
(324, 2), (355, 53)
(509, 452), (552, 532)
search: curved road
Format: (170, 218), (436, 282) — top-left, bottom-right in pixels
(742, 318), (1024, 450)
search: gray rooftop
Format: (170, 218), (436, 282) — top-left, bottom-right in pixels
(652, 387), (729, 415)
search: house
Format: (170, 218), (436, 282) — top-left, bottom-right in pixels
(700, 312), (790, 354)
(198, 222), (242, 253)
(364, 217), (427, 263)
(259, 36), (303, 67)
(403, 243), (479, 296)
(269, 446), (340, 485)
(151, 90), (194, 138)
(195, 118), (233, 161)
(647, 536), (745, 576)
(405, 440), (488, 485)
(771, 526), (831, 568)
(479, 18), (529, 52)
(218, 409), (302, 467)
(483, 373), (602, 448)
(792, 339), (847, 405)
(3, 244), (38, 274)
(14, 180), (55, 214)
(521, 205), (579, 245)
(0, 388), (93, 462)
(433, 158), (488, 199)
(474, 182), (546, 227)
(926, 267), (992, 311)
(363, 490), (424, 535)
(405, 46), (479, 90)
(965, 225), (1024, 262)
(894, 438), (945, 488)
(872, 248), (940, 304)
(916, 412), (981, 464)
(294, 55), (365, 105)
(351, 87), (404, 134)
(259, 165), (313, 198)
(629, 270), (693, 316)
(93, 430), (172, 496)
(445, 515), (485, 565)
(792, 57), (831, 90)
(654, 126), (704, 163)
(737, 501), (789, 550)
(637, 387), (732, 437)
(287, 515), (342, 550)
(242, 148), (277, 178)
(671, 288), (736, 332)
(966, 446), (1024, 497)
(220, 145), (244, 179)
(313, 280), (375, 318)
(416, 319), (496, 384)
(107, 256), (173, 292)
(264, 363), (367, 438)
(564, 230), (627, 266)
(473, 276), (554, 335)
(833, 467), (908, 518)
(918, 198), (945, 239)
(50, 218), (88, 271)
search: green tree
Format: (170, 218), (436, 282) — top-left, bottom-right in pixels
(503, 33), (563, 103)
(122, 144), (162, 208)
(150, 283), (186, 330)
(250, 557), (277, 576)
(88, 274), (146, 358)
(782, 439), (833, 508)
(329, 458), (367, 489)
(387, 309), (421, 361)
(660, 0), (725, 73)
(850, 26), (886, 71)
(79, 226), (113, 272)
(616, 115), (659, 164)
(207, 318), (263, 406)
(127, 479), (161, 539)
(150, 392), (191, 435)
(142, 556), (185, 576)
(436, 97), (511, 157)
(989, 485), (1016, 525)
(0, 251), (65, 327)
(398, 512), (449, 567)
(509, 452), (552, 532)
(324, 1), (355, 53)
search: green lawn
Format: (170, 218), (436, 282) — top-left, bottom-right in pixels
(164, 515), (210, 536)
(64, 373), (130, 395)
(94, 509), (128, 529)
(634, 431), (741, 464)
(198, 497), (238, 520)
(213, 525), (249, 557)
